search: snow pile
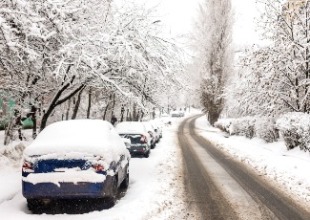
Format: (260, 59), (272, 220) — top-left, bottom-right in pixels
(0, 129), (33, 168)
(2, 142), (25, 162)
(196, 116), (310, 209)
(0, 141), (29, 168)
(276, 112), (310, 151)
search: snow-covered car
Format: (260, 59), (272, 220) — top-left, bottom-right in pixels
(171, 110), (184, 117)
(171, 111), (181, 117)
(121, 137), (131, 149)
(115, 121), (151, 157)
(22, 120), (130, 211)
(142, 121), (159, 148)
(150, 120), (163, 140)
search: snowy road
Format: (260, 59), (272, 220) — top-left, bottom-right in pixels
(179, 115), (310, 219)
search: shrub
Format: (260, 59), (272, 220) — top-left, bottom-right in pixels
(276, 112), (310, 151)
(215, 117), (256, 138)
(254, 117), (279, 143)
(214, 118), (233, 133)
(229, 117), (256, 138)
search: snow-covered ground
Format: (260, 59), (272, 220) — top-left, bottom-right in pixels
(195, 116), (310, 210)
(1, 112), (310, 219)
(0, 117), (189, 220)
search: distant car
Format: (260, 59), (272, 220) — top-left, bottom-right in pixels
(178, 111), (185, 117)
(115, 121), (151, 157)
(171, 110), (185, 117)
(22, 120), (130, 212)
(150, 120), (163, 140)
(142, 121), (159, 148)
(171, 111), (181, 117)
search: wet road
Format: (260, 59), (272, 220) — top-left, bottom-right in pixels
(178, 115), (310, 220)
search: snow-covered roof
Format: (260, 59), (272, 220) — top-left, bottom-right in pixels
(115, 121), (147, 134)
(24, 120), (128, 159)
(142, 121), (155, 132)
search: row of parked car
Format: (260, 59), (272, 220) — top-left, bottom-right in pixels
(21, 118), (164, 213)
(116, 120), (163, 158)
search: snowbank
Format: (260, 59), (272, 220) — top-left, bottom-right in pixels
(196, 116), (310, 209)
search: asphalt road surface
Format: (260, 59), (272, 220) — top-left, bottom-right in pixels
(178, 115), (310, 220)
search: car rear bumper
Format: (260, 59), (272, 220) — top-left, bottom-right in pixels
(129, 149), (147, 155)
(22, 176), (114, 199)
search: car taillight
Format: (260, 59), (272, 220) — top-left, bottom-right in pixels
(22, 161), (33, 172)
(92, 164), (104, 172)
(140, 135), (147, 143)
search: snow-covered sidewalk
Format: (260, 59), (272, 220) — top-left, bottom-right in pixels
(0, 118), (188, 220)
(195, 116), (310, 210)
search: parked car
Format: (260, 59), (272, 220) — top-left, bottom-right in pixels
(171, 110), (184, 117)
(115, 121), (151, 157)
(22, 120), (130, 212)
(121, 137), (131, 149)
(142, 121), (159, 148)
(171, 110), (180, 117)
(149, 120), (163, 140)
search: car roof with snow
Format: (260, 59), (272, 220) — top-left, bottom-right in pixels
(24, 120), (128, 158)
(115, 121), (147, 134)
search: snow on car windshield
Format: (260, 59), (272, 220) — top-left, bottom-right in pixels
(24, 120), (129, 161)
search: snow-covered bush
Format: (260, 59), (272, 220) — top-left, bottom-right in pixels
(276, 113), (310, 151)
(215, 117), (256, 138)
(214, 118), (233, 133)
(254, 117), (279, 143)
(229, 117), (256, 138)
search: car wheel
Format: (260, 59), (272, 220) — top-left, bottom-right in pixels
(151, 143), (155, 149)
(144, 150), (150, 158)
(120, 173), (129, 189)
(105, 176), (118, 207)
(27, 199), (44, 213)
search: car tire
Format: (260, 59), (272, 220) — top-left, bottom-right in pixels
(144, 150), (150, 158)
(106, 176), (118, 207)
(120, 173), (129, 189)
(27, 199), (44, 213)
(151, 143), (155, 149)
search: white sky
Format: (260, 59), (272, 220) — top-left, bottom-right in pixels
(142, 0), (262, 47)
(231, 0), (263, 47)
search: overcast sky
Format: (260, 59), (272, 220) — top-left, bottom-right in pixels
(145, 0), (262, 44)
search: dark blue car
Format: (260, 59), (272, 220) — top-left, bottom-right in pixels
(22, 120), (130, 212)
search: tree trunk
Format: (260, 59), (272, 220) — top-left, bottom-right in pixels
(30, 105), (37, 139)
(66, 98), (72, 120)
(4, 119), (14, 145)
(103, 102), (110, 120)
(87, 88), (92, 119)
(110, 93), (116, 120)
(40, 81), (85, 131)
(208, 110), (221, 126)
(71, 88), (84, 119)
